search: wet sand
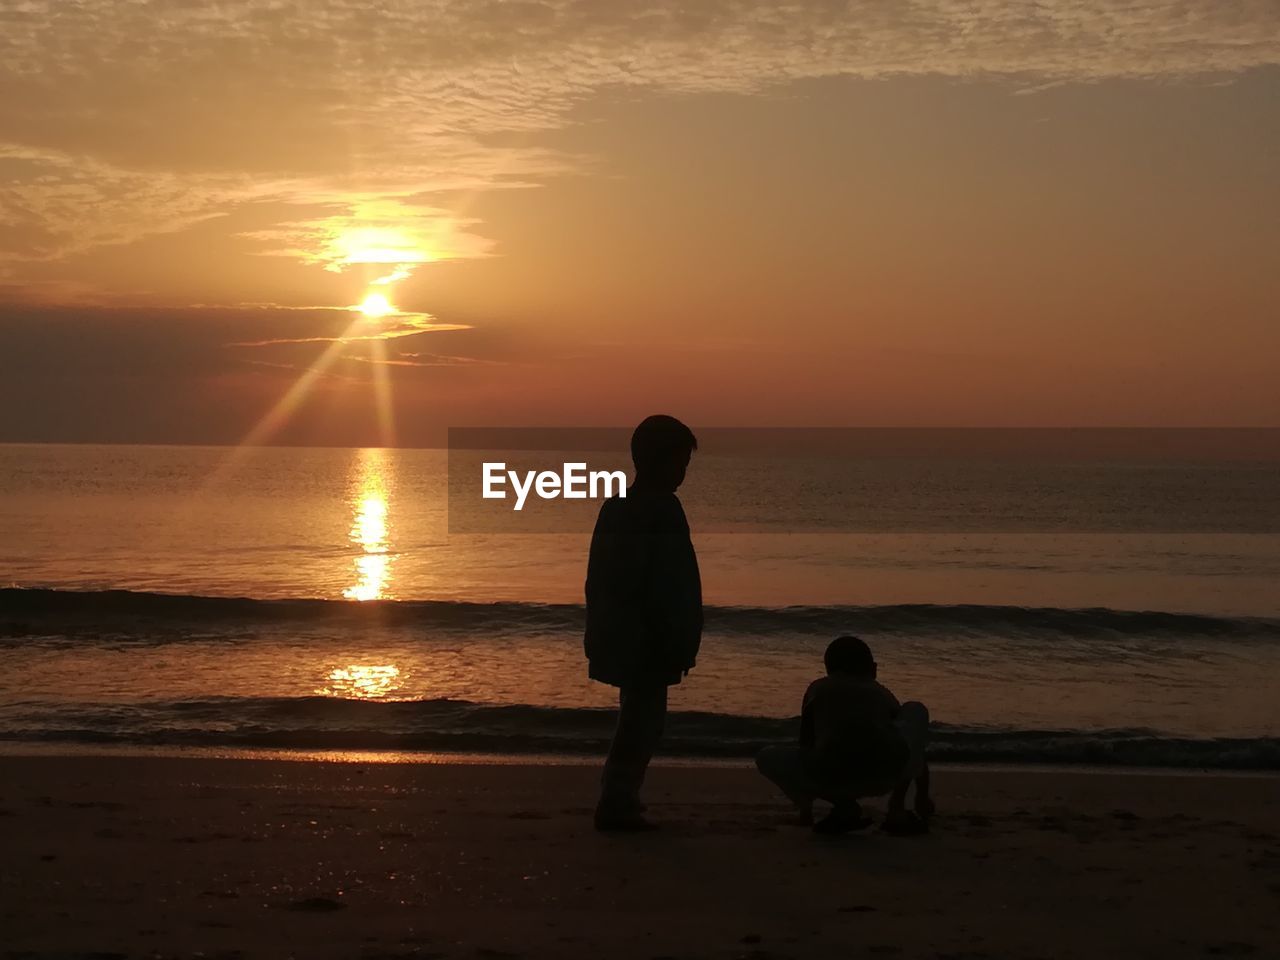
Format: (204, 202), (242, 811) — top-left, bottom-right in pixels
(1, 755), (1277, 959)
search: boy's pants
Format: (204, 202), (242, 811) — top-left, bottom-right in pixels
(756, 701), (930, 805)
(599, 684), (668, 814)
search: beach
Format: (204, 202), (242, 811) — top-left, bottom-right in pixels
(5, 0), (1280, 953)
(2, 755), (1276, 960)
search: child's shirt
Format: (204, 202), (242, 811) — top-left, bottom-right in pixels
(800, 675), (909, 784)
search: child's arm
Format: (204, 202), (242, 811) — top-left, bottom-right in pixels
(799, 682), (818, 750)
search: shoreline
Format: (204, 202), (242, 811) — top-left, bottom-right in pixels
(3, 739), (1278, 779)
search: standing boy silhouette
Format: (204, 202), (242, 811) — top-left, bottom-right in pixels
(585, 415), (702, 831)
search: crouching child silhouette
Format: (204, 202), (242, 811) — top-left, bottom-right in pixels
(585, 415), (702, 832)
(756, 636), (934, 835)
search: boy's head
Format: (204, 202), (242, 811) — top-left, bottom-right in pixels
(824, 635), (876, 679)
(631, 414), (697, 492)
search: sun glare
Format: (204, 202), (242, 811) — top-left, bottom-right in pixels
(358, 292), (394, 318)
(343, 448), (395, 601)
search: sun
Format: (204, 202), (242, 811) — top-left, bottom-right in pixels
(358, 292), (394, 318)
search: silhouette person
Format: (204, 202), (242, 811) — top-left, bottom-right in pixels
(756, 636), (933, 835)
(585, 415), (702, 831)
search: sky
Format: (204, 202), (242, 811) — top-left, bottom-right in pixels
(1, 0), (1278, 445)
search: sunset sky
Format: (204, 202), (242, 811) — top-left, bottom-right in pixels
(1, 1), (1277, 445)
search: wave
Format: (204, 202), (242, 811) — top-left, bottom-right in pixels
(4, 587), (1278, 640)
(2, 696), (1276, 770)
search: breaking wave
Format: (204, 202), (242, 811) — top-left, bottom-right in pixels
(3, 695), (1277, 770)
(4, 587), (1277, 641)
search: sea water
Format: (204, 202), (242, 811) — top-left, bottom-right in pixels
(1, 439), (1277, 767)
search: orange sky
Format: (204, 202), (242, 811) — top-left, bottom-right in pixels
(1, 2), (1278, 444)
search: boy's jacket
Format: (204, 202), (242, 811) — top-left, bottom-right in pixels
(584, 490), (703, 687)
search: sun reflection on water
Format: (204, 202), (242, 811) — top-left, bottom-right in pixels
(318, 664), (404, 699)
(343, 448), (396, 601)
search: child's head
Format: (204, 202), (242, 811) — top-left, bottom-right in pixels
(630, 414), (697, 492)
(824, 635), (876, 679)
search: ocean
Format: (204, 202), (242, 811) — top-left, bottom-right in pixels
(2, 438), (1278, 768)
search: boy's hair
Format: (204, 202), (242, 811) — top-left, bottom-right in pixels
(824, 635), (876, 678)
(631, 414), (697, 473)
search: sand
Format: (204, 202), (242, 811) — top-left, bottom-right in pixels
(1, 755), (1277, 960)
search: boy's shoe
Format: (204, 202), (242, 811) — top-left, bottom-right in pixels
(812, 804), (873, 835)
(594, 807), (659, 833)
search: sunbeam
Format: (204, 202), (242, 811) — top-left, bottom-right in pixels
(370, 335), (396, 448)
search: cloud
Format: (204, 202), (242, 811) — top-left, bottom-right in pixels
(0, 1), (1276, 286)
(0, 145), (252, 264)
(344, 350), (507, 368)
(228, 311), (471, 346)
(241, 196), (496, 286)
